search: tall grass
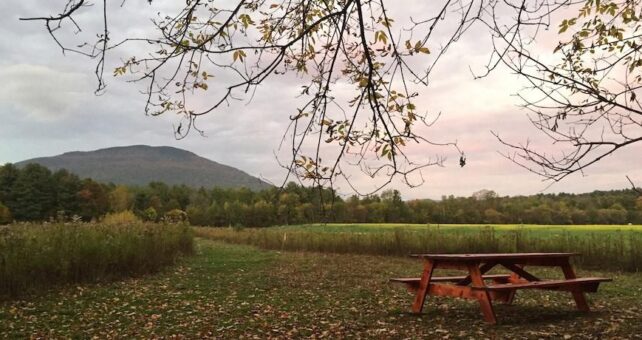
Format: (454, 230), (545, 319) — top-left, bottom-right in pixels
(194, 226), (642, 272)
(0, 223), (194, 297)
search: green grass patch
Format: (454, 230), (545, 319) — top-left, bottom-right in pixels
(195, 224), (642, 272)
(1, 239), (640, 338)
(0, 223), (194, 297)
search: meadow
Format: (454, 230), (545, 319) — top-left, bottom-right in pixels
(0, 222), (194, 297)
(1, 239), (640, 338)
(195, 223), (642, 272)
(2, 223), (642, 338)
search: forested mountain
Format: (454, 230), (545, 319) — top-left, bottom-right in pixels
(16, 145), (271, 191)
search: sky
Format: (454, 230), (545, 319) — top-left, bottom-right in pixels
(1, 1), (640, 200)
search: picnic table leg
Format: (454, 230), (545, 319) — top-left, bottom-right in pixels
(560, 261), (590, 312)
(468, 264), (497, 324)
(411, 259), (435, 313)
(505, 268), (522, 305)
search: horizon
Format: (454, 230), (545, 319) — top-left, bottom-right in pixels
(7, 143), (638, 200)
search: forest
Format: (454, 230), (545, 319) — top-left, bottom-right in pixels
(1, 163), (640, 226)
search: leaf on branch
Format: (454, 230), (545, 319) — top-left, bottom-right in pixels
(238, 14), (254, 29)
(414, 41), (430, 54)
(375, 31), (388, 44)
(232, 50), (246, 63)
(113, 66), (127, 77)
(559, 20), (569, 33)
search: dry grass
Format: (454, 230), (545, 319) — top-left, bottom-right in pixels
(0, 222), (194, 297)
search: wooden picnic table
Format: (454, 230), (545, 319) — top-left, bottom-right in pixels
(390, 252), (611, 324)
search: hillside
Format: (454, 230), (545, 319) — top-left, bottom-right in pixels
(16, 145), (272, 190)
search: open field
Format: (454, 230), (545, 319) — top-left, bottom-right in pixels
(195, 224), (642, 272)
(1, 238), (640, 338)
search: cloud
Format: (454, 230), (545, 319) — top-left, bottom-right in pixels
(0, 64), (92, 120)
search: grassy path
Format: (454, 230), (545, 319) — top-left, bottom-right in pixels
(1, 239), (641, 338)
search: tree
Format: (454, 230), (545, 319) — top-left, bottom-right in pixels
(278, 192), (300, 225)
(133, 192), (151, 214)
(249, 200), (276, 227)
(0, 164), (19, 208)
(109, 185), (133, 212)
(483, 208), (504, 224)
(52, 169), (82, 218)
(22, 0), (570, 193)
(381, 189), (406, 222)
(11, 164), (56, 221)
(492, 0), (642, 184)
(472, 189), (498, 201)
(0, 202), (12, 225)
(77, 179), (110, 220)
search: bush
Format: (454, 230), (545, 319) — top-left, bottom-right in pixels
(142, 207), (158, 222)
(164, 209), (188, 224)
(102, 210), (141, 225)
(0, 222), (194, 297)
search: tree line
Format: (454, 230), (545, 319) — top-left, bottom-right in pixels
(1, 163), (641, 226)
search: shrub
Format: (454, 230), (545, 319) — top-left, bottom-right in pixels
(102, 210), (141, 225)
(142, 207), (158, 222)
(164, 209), (188, 224)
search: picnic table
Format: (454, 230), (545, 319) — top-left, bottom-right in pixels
(390, 253), (611, 324)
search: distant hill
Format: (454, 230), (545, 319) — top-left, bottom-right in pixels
(16, 145), (272, 190)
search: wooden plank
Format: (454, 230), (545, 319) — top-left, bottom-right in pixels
(456, 262), (497, 285)
(390, 274), (511, 284)
(467, 264), (497, 324)
(500, 263), (540, 282)
(431, 261), (471, 270)
(411, 253), (578, 261)
(411, 259), (435, 313)
(561, 262), (592, 312)
(393, 281), (517, 303)
(505, 270), (522, 304)
(513, 257), (570, 267)
(472, 278), (612, 292)
(428, 284), (512, 302)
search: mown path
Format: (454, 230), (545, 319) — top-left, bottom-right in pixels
(1, 239), (641, 338)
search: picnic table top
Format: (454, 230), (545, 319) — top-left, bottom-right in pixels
(409, 252), (579, 261)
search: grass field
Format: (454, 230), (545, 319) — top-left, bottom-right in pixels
(195, 223), (642, 272)
(1, 238), (640, 338)
(286, 223), (642, 233)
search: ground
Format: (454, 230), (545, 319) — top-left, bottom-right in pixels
(1, 239), (641, 339)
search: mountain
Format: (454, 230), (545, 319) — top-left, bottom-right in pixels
(16, 145), (272, 190)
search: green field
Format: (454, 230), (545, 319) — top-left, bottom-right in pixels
(195, 223), (642, 272)
(1, 238), (640, 338)
(286, 223), (642, 233)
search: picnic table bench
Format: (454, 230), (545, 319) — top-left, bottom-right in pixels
(390, 253), (611, 324)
